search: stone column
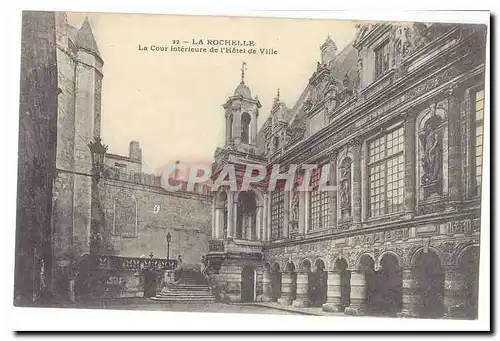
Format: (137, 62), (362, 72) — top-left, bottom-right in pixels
(256, 205), (262, 240)
(262, 194), (268, 241)
(444, 267), (467, 318)
(447, 87), (464, 207)
(351, 140), (362, 225)
(398, 268), (420, 317)
(261, 269), (273, 302)
(298, 191), (306, 235)
(225, 113), (232, 144)
(328, 153), (338, 229)
(322, 271), (343, 312)
(292, 271), (311, 307)
(277, 271), (295, 305)
(344, 270), (366, 315)
(266, 192), (272, 241)
(404, 111), (417, 216)
(227, 193), (235, 238)
(251, 110), (258, 144)
(283, 190), (290, 238)
(232, 109), (241, 145)
(211, 200), (217, 238)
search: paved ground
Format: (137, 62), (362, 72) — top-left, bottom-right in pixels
(54, 298), (305, 315)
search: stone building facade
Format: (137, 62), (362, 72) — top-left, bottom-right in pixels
(207, 23), (486, 319)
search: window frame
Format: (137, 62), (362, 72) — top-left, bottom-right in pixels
(367, 124), (405, 218)
(270, 182), (285, 239)
(374, 39), (390, 80)
(309, 164), (330, 231)
(472, 87), (485, 197)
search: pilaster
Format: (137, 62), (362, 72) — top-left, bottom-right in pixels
(404, 111), (417, 217)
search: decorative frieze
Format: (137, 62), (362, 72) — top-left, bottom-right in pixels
(446, 219), (479, 235)
(352, 228), (410, 246)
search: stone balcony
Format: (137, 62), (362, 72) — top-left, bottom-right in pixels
(208, 238), (264, 255)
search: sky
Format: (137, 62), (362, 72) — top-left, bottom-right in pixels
(66, 12), (357, 174)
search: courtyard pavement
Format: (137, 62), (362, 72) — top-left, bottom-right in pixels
(50, 298), (306, 315)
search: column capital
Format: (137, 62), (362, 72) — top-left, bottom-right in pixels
(349, 137), (363, 153)
(402, 109), (417, 122)
(328, 150), (338, 163)
(445, 84), (466, 99)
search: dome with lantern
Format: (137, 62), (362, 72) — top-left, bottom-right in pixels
(234, 81), (252, 99)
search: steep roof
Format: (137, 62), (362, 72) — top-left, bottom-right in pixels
(285, 42), (357, 129)
(75, 17), (102, 59)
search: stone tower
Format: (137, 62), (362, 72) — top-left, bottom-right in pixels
(51, 15), (104, 297)
(222, 62), (262, 155)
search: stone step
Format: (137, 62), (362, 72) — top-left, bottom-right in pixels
(150, 296), (216, 303)
(158, 291), (210, 296)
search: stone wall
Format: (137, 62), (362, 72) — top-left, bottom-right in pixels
(15, 10), (58, 305)
(100, 178), (212, 265)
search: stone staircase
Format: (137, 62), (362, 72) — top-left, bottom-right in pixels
(151, 268), (216, 303)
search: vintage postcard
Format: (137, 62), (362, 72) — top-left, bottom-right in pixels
(13, 9), (489, 330)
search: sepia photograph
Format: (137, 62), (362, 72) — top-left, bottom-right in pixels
(11, 7), (490, 331)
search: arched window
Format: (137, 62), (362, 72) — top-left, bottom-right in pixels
(241, 112), (251, 144)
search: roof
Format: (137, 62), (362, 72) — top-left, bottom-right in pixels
(285, 42), (358, 129)
(75, 17), (102, 59)
(234, 81), (252, 99)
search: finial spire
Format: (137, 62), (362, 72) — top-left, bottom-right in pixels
(277, 88), (280, 101)
(241, 61), (247, 84)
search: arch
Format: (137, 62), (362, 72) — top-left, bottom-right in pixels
(333, 257), (351, 310)
(375, 253), (403, 316)
(237, 187), (264, 207)
(314, 258), (326, 272)
(418, 105), (447, 131)
(377, 250), (403, 270)
(215, 188), (228, 207)
(456, 243), (480, 267)
(334, 257), (349, 271)
(311, 258), (328, 307)
(301, 259), (312, 272)
(263, 262), (271, 271)
(355, 253), (376, 271)
(409, 246), (445, 268)
(241, 265), (256, 302)
(458, 245), (480, 319)
(285, 261), (296, 272)
(412, 248), (445, 318)
(236, 190), (257, 240)
(241, 112), (251, 144)
(270, 262), (282, 302)
(271, 261), (281, 272)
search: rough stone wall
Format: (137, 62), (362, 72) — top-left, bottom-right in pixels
(101, 179), (212, 265)
(15, 11), (58, 305)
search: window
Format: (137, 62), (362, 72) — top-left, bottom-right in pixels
(241, 112), (251, 144)
(368, 126), (404, 217)
(375, 40), (390, 79)
(473, 89), (484, 196)
(309, 165), (329, 230)
(271, 183), (285, 239)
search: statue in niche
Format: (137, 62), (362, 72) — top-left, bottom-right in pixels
(340, 158), (352, 216)
(290, 187), (299, 223)
(419, 116), (443, 195)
